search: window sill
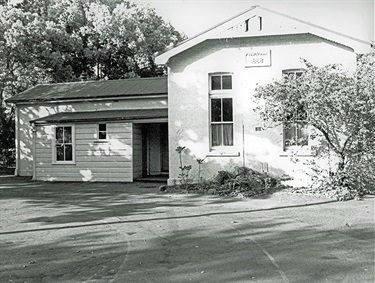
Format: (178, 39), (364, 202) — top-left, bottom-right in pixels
(52, 162), (76, 165)
(207, 151), (240, 157)
(279, 149), (313, 157)
(94, 140), (109, 144)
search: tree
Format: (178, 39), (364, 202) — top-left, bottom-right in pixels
(85, 1), (184, 79)
(0, 0), (185, 165)
(254, 50), (375, 193)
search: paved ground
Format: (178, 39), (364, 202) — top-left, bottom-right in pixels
(0, 176), (374, 283)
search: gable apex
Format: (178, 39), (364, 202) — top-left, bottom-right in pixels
(155, 6), (372, 65)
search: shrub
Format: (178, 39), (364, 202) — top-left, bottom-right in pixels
(162, 166), (284, 198)
(215, 170), (235, 185)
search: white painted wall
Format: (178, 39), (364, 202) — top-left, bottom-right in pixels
(167, 34), (357, 184)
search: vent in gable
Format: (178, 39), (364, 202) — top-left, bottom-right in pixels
(258, 16), (262, 31)
(245, 19), (250, 32)
(244, 16), (263, 32)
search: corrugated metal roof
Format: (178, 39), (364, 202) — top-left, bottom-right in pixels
(31, 109), (168, 124)
(7, 77), (167, 103)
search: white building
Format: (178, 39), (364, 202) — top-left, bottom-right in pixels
(8, 6), (371, 183)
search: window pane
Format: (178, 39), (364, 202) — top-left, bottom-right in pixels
(297, 124), (308, 146)
(65, 145), (73, 161)
(64, 127), (72, 143)
(211, 76), (221, 90)
(99, 123), (106, 131)
(285, 123), (309, 147)
(56, 127), (63, 143)
(223, 124), (233, 146)
(211, 99), (222, 122)
(211, 124), (222, 146)
(284, 123), (297, 147)
(222, 98), (233, 121)
(56, 145), (64, 161)
(222, 75), (232, 90)
(99, 132), (106, 140)
(283, 71), (303, 79)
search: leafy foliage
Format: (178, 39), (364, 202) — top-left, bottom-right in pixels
(254, 50), (375, 195)
(0, 0), (185, 165)
(0, 106), (14, 166)
(0, 0), (184, 85)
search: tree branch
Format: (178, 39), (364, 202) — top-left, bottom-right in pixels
(312, 123), (340, 154)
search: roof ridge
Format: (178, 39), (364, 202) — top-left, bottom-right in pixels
(258, 6), (371, 45)
(157, 5), (259, 55)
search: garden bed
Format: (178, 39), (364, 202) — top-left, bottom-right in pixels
(160, 166), (374, 201)
(160, 167), (287, 198)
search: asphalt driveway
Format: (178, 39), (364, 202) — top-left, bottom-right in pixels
(0, 176), (374, 283)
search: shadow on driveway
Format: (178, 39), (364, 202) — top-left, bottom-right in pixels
(0, 176), (374, 282)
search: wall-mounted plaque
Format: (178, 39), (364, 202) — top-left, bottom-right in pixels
(245, 50), (271, 67)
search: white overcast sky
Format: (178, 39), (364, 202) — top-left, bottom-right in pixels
(135, 0), (374, 42)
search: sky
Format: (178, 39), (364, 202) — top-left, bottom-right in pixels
(135, 0), (374, 43)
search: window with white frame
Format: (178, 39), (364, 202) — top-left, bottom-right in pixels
(98, 123), (107, 140)
(282, 69), (309, 150)
(210, 74), (233, 147)
(54, 125), (74, 162)
(211, 74), (232, 90)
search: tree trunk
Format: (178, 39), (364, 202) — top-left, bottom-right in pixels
(338, 155), (345, 171)
(336, 154), (348, 187)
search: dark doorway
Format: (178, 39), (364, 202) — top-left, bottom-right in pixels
(141, 127), (149, 177)
(160, 123), (169, 173)
(133, 123), (168, 181)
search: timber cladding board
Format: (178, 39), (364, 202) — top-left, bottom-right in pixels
(36, 168), (132, 175)
(75, 139), (132, 146)
(36, 162), (132, 169)
(35, 175), (133, 182)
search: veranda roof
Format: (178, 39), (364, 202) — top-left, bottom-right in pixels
(30, 109), (168, 124)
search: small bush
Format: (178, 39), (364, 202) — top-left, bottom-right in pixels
(215, 170), (235, 185)
(292, 158), (375, 201)
(289, 179), (374, 201)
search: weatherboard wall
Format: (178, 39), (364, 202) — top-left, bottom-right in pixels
(15, 96), (167, 177)
(34, 122), (133, 182)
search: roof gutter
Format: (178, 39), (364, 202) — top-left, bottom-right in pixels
(7, 94), (168, 105)
(31, 117), (168, 125)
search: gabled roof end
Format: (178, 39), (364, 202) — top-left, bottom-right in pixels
(155, 5), (372, 65)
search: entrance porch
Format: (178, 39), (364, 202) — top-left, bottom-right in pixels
(133, 123), (168, 181)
